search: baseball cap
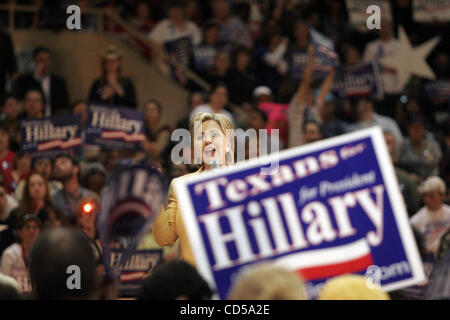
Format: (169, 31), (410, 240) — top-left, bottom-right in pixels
(17, 213), (41, 229)
(253, 86), (272, 98)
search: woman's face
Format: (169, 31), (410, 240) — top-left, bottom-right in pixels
(194, 120), (228, 167)
(28, 174), (46, 202)
(205, 26), (219, 45)
(4, 97), (19, 119)
(236, 52), (250, 71)
(104, 58), (121, 73)
(210, 86), (228, 111)
(145, 103), (160, 123)
(18, 220), (40, 245)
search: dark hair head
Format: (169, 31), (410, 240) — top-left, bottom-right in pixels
(20, 172), (51, 213)
(144, 99), (162, 114)
(302, 120), (324, 136)
(138, 260), (213, 300)
(0, 93), (16, 107)
(24, 88), (46, 106)
(209, 82), (228, 95)
(33, 46), (49, 59)
(38, 205), (67, 227)
(29, 227), (99, 299)
(55, 154), (79, 167)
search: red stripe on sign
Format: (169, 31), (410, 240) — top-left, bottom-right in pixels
(296, 253), (373, 281)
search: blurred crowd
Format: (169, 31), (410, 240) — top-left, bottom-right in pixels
(0, 0), (449, 300)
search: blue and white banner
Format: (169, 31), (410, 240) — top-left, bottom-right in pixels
(98, 164), (168, 297)
(109, 248), (163, 297)
(192, 45), (217, 73)
(287, 28), (338, 80)
(85, 105), (145, 151)
(174, 127), (425, 300)
(424, 80), (450, 101)
(165, 36), (193, 86)
(413, 0), (450, 22)
(346, 0), (392, 32)
(20, 115), (82, 158)
(333, 62), (384, 99)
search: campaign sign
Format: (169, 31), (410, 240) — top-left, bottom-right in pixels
(85, 105), (145, 151)
(109, 248), (163, 297)
(20, 115), (81, 158)
(97, 164), (168, 296)
(174, 127), (425, 299)
(333, 62), (384, 99)
(413, 0), (450, 22)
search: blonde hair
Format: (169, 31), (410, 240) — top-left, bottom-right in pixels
(189, 112), (235, 166)
(227, 263), (308, 300)
(418, 176), (446, 195)
(318, 274), (390, 300)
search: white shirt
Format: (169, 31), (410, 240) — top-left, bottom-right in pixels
(37, 75), (51, 117)
(189, 104), (235, 127)
(363, 38), (401, 94)
(348, 113), (403, 146)
(0, 243), (32, 292)
(149, 19), (202, 46)
(410, 204), (450, 255)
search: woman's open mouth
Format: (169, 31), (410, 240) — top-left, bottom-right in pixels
(204, 146), (216, 158)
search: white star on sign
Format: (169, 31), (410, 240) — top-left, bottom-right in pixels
(380, 26), (440, 90)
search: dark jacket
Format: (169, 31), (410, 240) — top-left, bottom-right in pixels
(0, 32), (17, 97)
(13, 72), (70, 115)
(88, 77), (137, 108)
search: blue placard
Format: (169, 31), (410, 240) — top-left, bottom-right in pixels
(174, 127), (425, 300)
(85, 104), (145, 151)
(20, 115), (82, 158)
(333, 62), (384, 99)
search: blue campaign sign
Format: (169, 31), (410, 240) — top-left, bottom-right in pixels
(20, 115), (82, 158)
(333, 61), (384, 99)
(174, 127), (425, 300)
(85, 104), (145, 151)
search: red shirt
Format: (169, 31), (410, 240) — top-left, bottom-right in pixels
(1, 151), (15, 194)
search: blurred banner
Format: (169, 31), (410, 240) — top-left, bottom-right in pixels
(333, 61), (384, 99)
(98, 164), (168, 297)
(286, 28), (338, 80)
(164, 36), (193, 86)
(20, 115), (82, 158)
(85, 105), (145, 151)
(413, 0), (450, 22)
(174, 127), (425, 299)
(346, 0), (392, 33)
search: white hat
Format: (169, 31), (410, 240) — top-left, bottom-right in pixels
(253, 86), (272, 97)
(418, 176), (446, 194)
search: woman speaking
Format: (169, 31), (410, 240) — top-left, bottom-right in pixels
(152, 112), (235, 266)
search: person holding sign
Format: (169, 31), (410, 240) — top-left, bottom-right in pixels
(152, 112), (234, 266)
(288, 45), (335, 148)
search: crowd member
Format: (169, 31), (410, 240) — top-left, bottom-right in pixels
(397, 116), (442, 181)
(410, 176), (450, 257)
(142, 99), (172, 161)
(253, 26), (289, 97)
(384, 131), (421, 216)
(227, 262), (308, 300)
(14, 157), (62, 202)
(203, 51), (232, 88)
(362, 19), (401, 118)
(52, 155), (97, 225)
(0, 213), (41, 294)
(130, 1), (156, 36)
(0, 183), (18, 226)
(149, 1), (202, 47)
(0, 94), (20, 152)
(192, 21), (222, 76)
(348, 96), (403, 148)
(88, 45), (137, 108)
(138, 260), (212, 300)
(11, 153), (32, 194)
(189, 83), (234, 126)
(0, 31), (17, 98)
(318, 274), (390, 300)
(287, 45), (335, 148)
(37, 205), (66, 229)
(81, 163), (106, 195)
(153, 113), (234, 266)
(13, 47), (69, 116)
(175, 91), (207, 130)
(227, 46), (256, 106)
(0, 123), (15, 194)
(210, 0), (252, 49)
(28, 227), (100, 299)
(18, 89), (46, 120)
